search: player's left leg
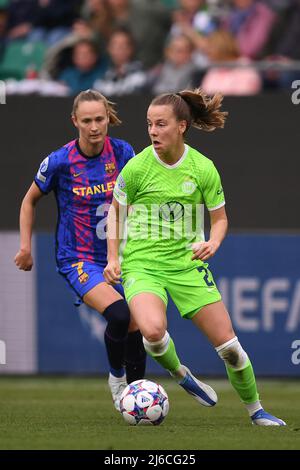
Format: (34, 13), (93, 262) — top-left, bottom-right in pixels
(84, 288), (147, 405)
(59, 261), (145, 410)
(192, 301), (286, 426)
(84, 283), (129, 410)
(125, 317), (147, 384)
(110, 283), (146, 384)
(122, 267), (218, 407)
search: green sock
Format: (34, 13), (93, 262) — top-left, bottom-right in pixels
(146, 336), (181, 374)
(226, 358), (259, 404)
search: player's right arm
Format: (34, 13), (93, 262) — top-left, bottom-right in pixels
(104, 197), (123, 285)
(14, 183), (44, 271)
(104, 159), (138, 284)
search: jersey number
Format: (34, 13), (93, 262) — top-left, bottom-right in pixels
(197, 266), (214, 287)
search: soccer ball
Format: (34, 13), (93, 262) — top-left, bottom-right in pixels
(120, 379), (169, 426)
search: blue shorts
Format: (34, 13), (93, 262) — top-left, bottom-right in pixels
(58, 261), (124, 305)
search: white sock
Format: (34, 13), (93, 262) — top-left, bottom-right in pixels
(172, 365), (188, 381)
(109, 372), (126, 382)
(143, 331), (170, 356)
(245, 400), (263, 416)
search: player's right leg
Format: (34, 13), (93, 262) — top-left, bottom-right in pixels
(59, 261), (147, 409)
(123, 274), (217, 407)
(192, 300), (286, 426)
(58, 262), (129, 410)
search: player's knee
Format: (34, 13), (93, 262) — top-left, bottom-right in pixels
(144, 328), (165, 344)
(216, 336), (248, 370)
(142, 322), (166, 343)
(143, 330), (169, 356)
(103, 299), (130, 332)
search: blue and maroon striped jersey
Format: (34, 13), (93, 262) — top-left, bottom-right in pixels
(34, 137), (134, 267)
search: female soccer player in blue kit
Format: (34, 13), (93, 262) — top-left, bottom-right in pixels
(14, 89), (146, 411)
(104, 89), (286, 426)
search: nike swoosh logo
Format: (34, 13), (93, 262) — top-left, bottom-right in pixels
(73, 172), (83, 178)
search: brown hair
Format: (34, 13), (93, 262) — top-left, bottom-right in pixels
(72, 89), (121, 126)
(150, 88), (228, 133)
(207, 30), (240, 62)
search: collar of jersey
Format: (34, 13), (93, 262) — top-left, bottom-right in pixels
(75, 139), (104, 160)
(152, 144), (189, 169)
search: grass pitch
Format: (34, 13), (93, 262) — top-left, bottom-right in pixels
(0, 377), (299, 450)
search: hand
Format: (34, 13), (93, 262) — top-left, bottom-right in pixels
(191, 240), (220, 261)
(14, 249), (33, 271)
(103, 259), (121, 285)
(8, 23), (32, 39)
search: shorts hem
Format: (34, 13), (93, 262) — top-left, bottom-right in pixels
(182, 296), (222, 319)
(80, 279), (107, 298)
(58, 269), (105, 299)
(126, 289), (168, 306)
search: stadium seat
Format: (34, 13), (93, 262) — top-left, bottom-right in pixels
(0, 40), (46, 80)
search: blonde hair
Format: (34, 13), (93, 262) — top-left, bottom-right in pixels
(151, 88), (228, 133)
(72, 89), (121, 126)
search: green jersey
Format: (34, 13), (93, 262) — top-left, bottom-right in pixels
(113, 144), (225, 272)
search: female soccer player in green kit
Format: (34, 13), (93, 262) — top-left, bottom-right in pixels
(104, 89), (286, 426)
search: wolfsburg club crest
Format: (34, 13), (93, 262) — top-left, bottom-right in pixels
(159, 201), (185, 222)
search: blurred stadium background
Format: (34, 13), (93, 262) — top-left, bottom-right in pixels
(0, 0), (300, 450)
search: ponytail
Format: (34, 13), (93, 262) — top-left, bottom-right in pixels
(151, 88), (228, 134)
(178, 88), (227, 132)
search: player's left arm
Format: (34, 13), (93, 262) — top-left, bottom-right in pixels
(192, 159), (227, 261)
(104, 160), (137, 284)
(191, 206), (228, 261)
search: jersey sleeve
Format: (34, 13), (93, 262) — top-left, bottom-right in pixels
(113, 159), (137, 206)
(34, 153), (58, 194)
(202, 160), (225, 211)
(123, 142), (135, 165)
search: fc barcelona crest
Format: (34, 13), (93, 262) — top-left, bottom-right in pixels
(105, 162), (116, 174)
(79, 272), (89, 284)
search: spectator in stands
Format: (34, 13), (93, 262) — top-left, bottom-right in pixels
(260, 0), (300, 88)
(170, 0), (216, 37)
(150, 34), (197, 95)
(263, 0), (300, 60)
(94, 27), (146, 96)
(59, 38), (107, 95)
(29, 0), (81, 47)
(200, 30), (262, 95)
(168, 0), (217, 67)
(73, 0), (113, 46)
(223, 0), (277, 59)
(6, 0), (36, 40)
(107, 0), (171, 68)
(6, 0), (80, 46)
(0, 1), (8, 58)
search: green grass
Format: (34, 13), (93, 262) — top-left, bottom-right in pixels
(0, 377), (299, 450)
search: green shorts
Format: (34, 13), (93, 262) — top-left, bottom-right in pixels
(122, 265), (221, 319)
